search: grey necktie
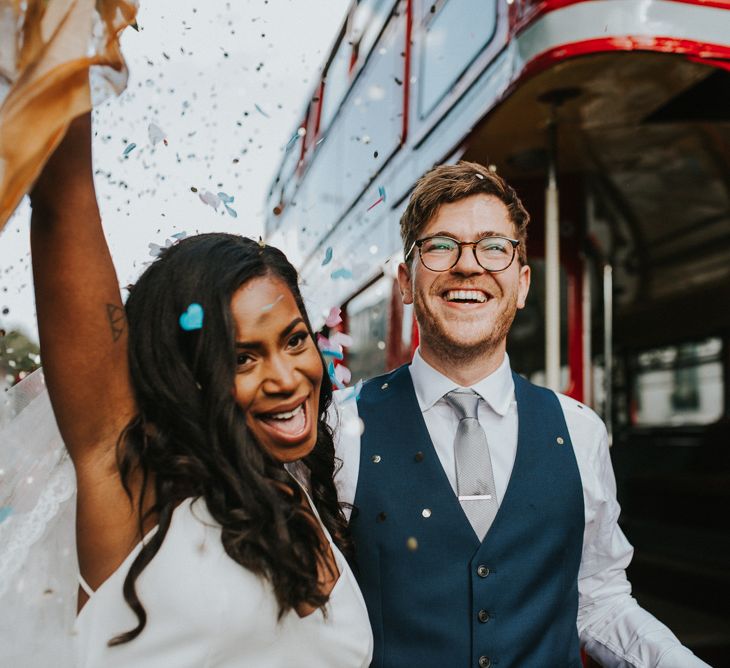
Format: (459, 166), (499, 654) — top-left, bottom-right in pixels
(444, 390), (498, 540)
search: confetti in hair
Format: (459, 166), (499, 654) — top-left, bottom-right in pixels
(179, 303), (204, 331)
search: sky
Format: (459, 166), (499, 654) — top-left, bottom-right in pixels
(0, 0), (351, 344)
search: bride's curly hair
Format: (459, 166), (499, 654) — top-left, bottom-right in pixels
(110, 233), (350, 645)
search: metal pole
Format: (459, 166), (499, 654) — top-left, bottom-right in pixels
(545, 121), (561, 391)
(582, 257), (592, 407)
(603, 264), (613, 446)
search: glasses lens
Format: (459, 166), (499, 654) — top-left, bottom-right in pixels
(420, 236), (459, 270)
(476, 237), (514, 270)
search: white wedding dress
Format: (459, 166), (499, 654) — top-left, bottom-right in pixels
(0, 369), (373, 667)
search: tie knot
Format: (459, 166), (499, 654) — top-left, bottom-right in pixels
(444, 389), (480, 421)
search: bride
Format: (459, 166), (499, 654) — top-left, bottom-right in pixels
(0, 112), (373, 667)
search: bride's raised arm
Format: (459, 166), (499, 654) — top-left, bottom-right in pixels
(28, 113), (141, 592)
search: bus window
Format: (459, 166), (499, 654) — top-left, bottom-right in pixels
(320, 34), (353, 133)
(345, 276), (391, 383)
(351, 0), (395, 69)
(631, 338), (724, 427)
(340, 8), (406, 197)
(419, 0), (497, 118)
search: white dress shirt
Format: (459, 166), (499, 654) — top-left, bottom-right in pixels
(331, 350), (710, 668)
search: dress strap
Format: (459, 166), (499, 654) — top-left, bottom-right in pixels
(78, 573), (94, 597)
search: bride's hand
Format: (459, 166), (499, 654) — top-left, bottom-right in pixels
(29, 112), (94, 216)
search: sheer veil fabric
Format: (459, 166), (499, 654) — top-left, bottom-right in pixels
(0, 0), (138, 230)
(0, 369), (78, 667)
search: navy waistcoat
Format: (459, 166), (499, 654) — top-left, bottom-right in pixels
(349, 365), (584, 668)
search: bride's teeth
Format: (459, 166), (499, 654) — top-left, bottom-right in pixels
(269, 404), (304, 420)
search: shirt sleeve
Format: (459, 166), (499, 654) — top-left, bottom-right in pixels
(576, 417), (711, 668)
(329, 394), (362, 520)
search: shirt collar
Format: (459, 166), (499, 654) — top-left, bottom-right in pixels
(409, 348), (514, 417)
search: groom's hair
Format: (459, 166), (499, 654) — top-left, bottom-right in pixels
(399, 160), (529, 265)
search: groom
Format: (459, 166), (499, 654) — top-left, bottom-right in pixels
(333, 161), (708, 667)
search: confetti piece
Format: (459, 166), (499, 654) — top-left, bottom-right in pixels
(0, 506), (12, 524)
(285, 130), (302, 151)
(317, 334), (331, 350)
(335, 363), (351, 386)
(260, 294), (284, 313)
(329, 331), (353, 348)
(123, 143), (137, 156)
(171, 232), (188, 241)
(367, 186), (387, 211)
(327, 361), (343, 389)
(321, 348), (344, 360)
(179, 303), (204, 331)
(325, 307), (342, 328)
(148, 242), (166, 258)
(254, 103), (270, 118)
(218, 191), (234, 204)
(330, 268), (353, 280)
(198, 190), (221, 210)
(321, 247), (334, 266)
(338, 378), (363, 403)
(148, 123), (167, 146)
(224, 204), (238, 218)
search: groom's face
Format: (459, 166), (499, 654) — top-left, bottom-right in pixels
(397, 194), (530, 363)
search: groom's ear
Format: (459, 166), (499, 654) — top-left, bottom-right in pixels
(397, 262), (414, 305)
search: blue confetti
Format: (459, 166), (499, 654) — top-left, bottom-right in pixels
(330, 267), (353, 280)
(285, 131), (301, 151)
(260, 295), (284, 313)
(321, 348), (344, 360)
(378, 185), (386, 202)
(225, 204), (238, 218)
(218, 191), (234, 204)
(123, 142), (137, 156)
(321, 247), (333, 266)
(179, 303), (204, 331)
(0, 507), (12, 524)
(254, 103), (270, 118)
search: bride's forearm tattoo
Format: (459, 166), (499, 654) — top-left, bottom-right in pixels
(106, 304), (126, 342)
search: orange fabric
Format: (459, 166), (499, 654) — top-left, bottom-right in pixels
(0, 0), (138, 230)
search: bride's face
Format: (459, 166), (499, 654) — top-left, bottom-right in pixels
(230, 275), (323, 463)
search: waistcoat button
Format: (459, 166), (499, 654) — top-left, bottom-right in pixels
(478, 656), (491, 668)
(478, 609), (490, 623)
(477, 565), (490, 578)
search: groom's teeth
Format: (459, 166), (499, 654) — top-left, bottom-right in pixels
(445, 289), (487, 302)
(269, 404), (304, 420)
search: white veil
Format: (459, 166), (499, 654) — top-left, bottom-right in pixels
(0, 369), (78, 667)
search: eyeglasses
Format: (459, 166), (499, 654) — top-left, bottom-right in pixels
(406, 234), (520, 273)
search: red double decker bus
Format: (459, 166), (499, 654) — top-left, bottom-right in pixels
(266, 2), (730, 663)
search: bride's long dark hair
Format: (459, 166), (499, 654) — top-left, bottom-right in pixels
(110, 233), (350, 645)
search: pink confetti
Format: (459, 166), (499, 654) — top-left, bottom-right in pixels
(335, 364), (352, 386)
(198, 190), (221, 210)
(325, 307), (342, 328)
(329, 331), (353, 348)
